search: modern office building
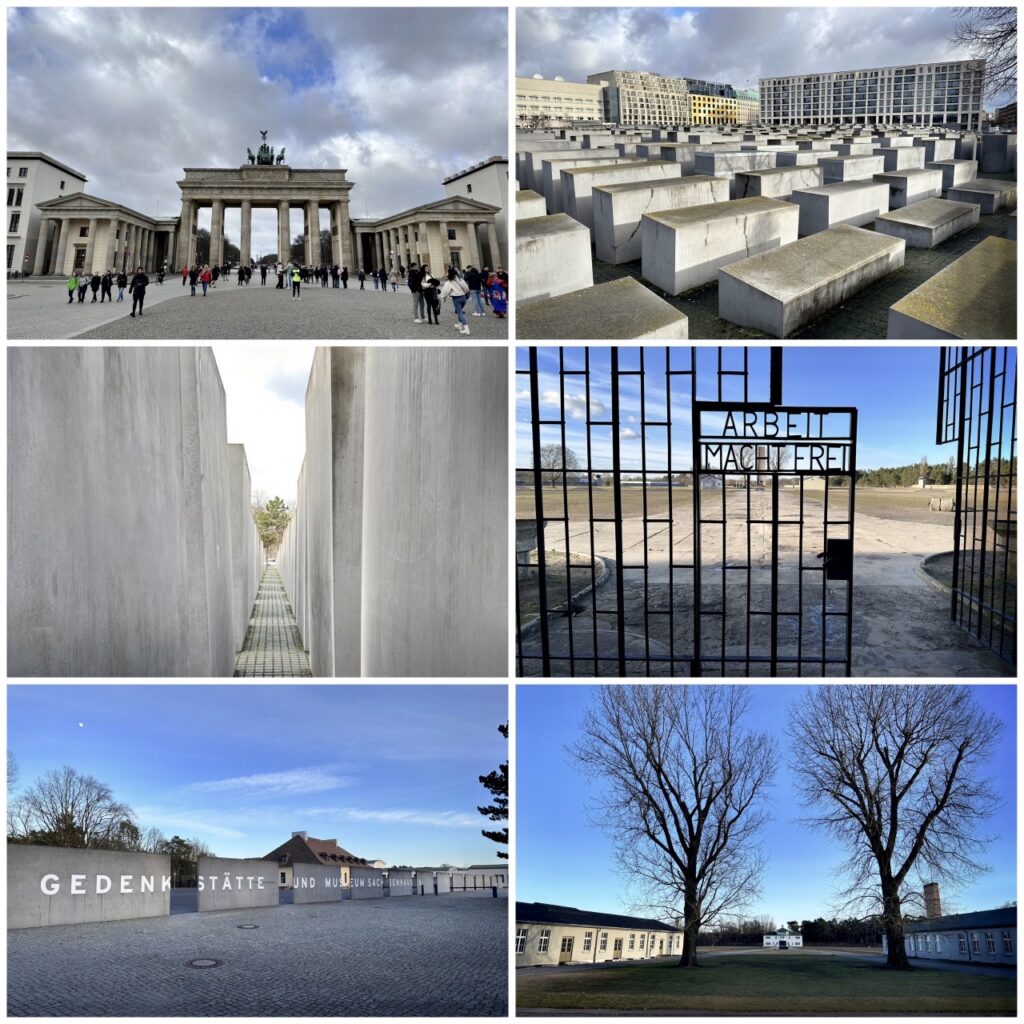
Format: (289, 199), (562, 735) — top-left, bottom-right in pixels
(587, 70), (691, 125)
(515, 75), (605, 126)
(735, 89), (761, 123)
(689, 94), (740, 125)
(760, 60), (986, 130)
(7, 151), (87, 273)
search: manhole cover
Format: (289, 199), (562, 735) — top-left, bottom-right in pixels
(187, 958), (222, 969)
(237, 924), (259, 930)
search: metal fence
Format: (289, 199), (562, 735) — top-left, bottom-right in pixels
(936, 347), (1017, 665)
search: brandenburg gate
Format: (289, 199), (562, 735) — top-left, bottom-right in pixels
(175, 137), (353, 269)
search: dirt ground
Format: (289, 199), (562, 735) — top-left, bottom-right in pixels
(517, 486), (1013, 677)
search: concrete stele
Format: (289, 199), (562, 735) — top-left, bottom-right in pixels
(887, 236), (1016, 339)
(871, 168), (944, 209)
(790, 180), (891, 236)
(641, 196), (800, 295)
(515, 276), (688, 340)
(718, 224), (906, 338)
(592, 175), (729, 264)
(515, 190), (547, 220)
(733, 165), (824, 201)
(517, 213), (593, 302)
(873, 197), (980, 248)
(562, 161), (682, 232)
(946, 179), (1017, 215)
(925, 159), (978, 192)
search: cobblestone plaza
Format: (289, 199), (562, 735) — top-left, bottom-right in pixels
(8, 892), (508, 1016)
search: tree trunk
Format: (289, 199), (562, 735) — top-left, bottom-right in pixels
(882, 883), (911, 969)
(677, 884), (700, 967)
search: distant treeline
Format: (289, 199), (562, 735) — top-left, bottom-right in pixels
(698, 916), (883, 947)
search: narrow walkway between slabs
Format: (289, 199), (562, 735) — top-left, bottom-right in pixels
(234, 566), (312, 677)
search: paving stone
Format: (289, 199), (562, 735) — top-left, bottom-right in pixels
(6, 275), (508, 341)
(233, 566), (311, 677)
(7, 893), (507, 1016)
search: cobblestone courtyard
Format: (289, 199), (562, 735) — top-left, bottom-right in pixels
(6, 276), (509, 340)
(8, 894), (507, 1016)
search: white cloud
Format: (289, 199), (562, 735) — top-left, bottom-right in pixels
(189, 766), (356, 796)
(621, 427), (640, 439)
(541, 389), (607, 421)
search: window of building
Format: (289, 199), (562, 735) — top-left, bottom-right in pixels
(599, 932), (608, 951)
(935, 935), (942, 953)
(537, 929), (550, 953)
(8, 187), (24, 207)
(79, 226), (89, 238)
(60, 179), (66, 190)
(628, 933), (635, 950)
(18, 167), (28, 177)
(447, 228), (456, 241)
(925, 934), (932, 952)
(466, 183), (473, 193)
(515, 928), (528, 954)
(639, 934), (645, 949)
(9, 213), (20, 232)
(986, 932), (996, 954)
(560, 936), (573, 954)
(971, 933), (981, 954)
(6, 244), (14, 269)
(583, 931), (592, 952)
(1002, 932), (1014, 955)
(279, 872), (286, 884)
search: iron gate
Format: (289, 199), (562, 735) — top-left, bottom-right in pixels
(936, 347), (1017, 666)
(515, 346), (858, 677)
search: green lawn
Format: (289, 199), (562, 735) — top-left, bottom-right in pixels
(516, 953), (1016, 1015)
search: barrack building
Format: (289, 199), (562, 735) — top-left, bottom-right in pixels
(759, 60), (986, 130)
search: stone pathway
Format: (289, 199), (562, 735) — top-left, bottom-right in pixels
(233, 566), (312, 677)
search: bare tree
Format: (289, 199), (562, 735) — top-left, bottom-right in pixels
(787, 686), (1003, 970)
(767, 445), (792, 471)
(570, 686), (775, 967)
(141, 826), (168, 853)
(538, 443), (581, 488)
(10, 765), (138, 849)
(952, 7), (1016, 100)
(7, 751), (18, 791)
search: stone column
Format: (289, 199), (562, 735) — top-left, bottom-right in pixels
(353, 228), (363, 271)
(166, 227), (176, 272)
(466, 220), (482, 268)
(305, 201), (319, 265)
(176, 199), (193, 270)
(388, 228), (398, 272)
(240, 199), (252, 266)
(139, 229), (149, 272)
(188, 207), (199, 266)
(418, 221), (430, 268)
(82, 217), (98, 274)
(210, 200), (224, 266)
(375, 232), (385, 271)
(426, 222), (445, 276)
(278, 201), (290, 264)
(330, 201), (343, 265)
(104, 218), (120, 270)
(360, 348), (507, 677)
(32, 218), (51, 275)
(438, 220), (452, 270)
(337, 198), (352, 269)
(486, 220), (502, 268)
(53, 217), (69, 275)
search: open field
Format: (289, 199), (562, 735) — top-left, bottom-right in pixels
(516, 952), (1016, 1015)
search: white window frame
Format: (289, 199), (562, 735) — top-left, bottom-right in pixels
(537, 929), (550, 953)
(1002, 931), (1014, 955)
(628, 933), (635, 950)
(971, 932), (981, 954)
(599, 932), (608, 951)
(582, 931), (592, 952)
(986, 932), (996, 954)
(639, 933), (645, 948)
(515, 928), (528, 954)
(958, 933), (967, 953)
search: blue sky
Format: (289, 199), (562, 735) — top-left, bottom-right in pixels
(515, 347), (1012, 473)
(7, 685), (508, 867)
(516, 684), (1017, 926)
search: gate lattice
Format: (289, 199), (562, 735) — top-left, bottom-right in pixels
(936, 347), (1016, 666)
(516, 346), (858, 677)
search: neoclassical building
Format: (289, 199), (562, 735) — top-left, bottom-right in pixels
(17, 142), (505, 277)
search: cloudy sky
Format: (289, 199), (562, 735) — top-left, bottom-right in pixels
(8, 7), (507, 255)
(9, 684), (509, 865)
(518, 7), (1015, 108)
(213, 343), (314, 501)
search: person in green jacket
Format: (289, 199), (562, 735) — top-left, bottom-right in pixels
(66, 273), (78, 304)
(291, 265), (301, 300)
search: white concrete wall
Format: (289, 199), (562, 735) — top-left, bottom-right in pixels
(227, 444), (260, 652)
(291, 863), (345, 904)
(278, 346), (507, 678)
(195, 857), (278, 912)
(8, 845), (171, 929)
(8, 347), (245, 676)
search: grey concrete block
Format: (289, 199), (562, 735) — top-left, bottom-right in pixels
(517, 213), (593, 302)
(196, 857), (278, 913)
(871, 168), (944, 209)
(947, 179), (1017, 215)
(515, 189), (547, 220)
(926, 159), (978, 192)
(718, 225), (905, 338)
(874, 198), (980, 248)
(291, 864), (345, 904)
(790, 180), (890, 236)
(351, 868), (386, 899)
(888, 236), (1016, 339)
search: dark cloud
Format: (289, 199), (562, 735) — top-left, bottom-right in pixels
(7, 7), (507, 254)
(517, 7), (1014, 106)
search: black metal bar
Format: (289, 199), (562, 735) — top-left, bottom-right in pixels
(528, 347), (551, 676)
(770, 474), (779, 675)
(611, 348), (627, 676)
